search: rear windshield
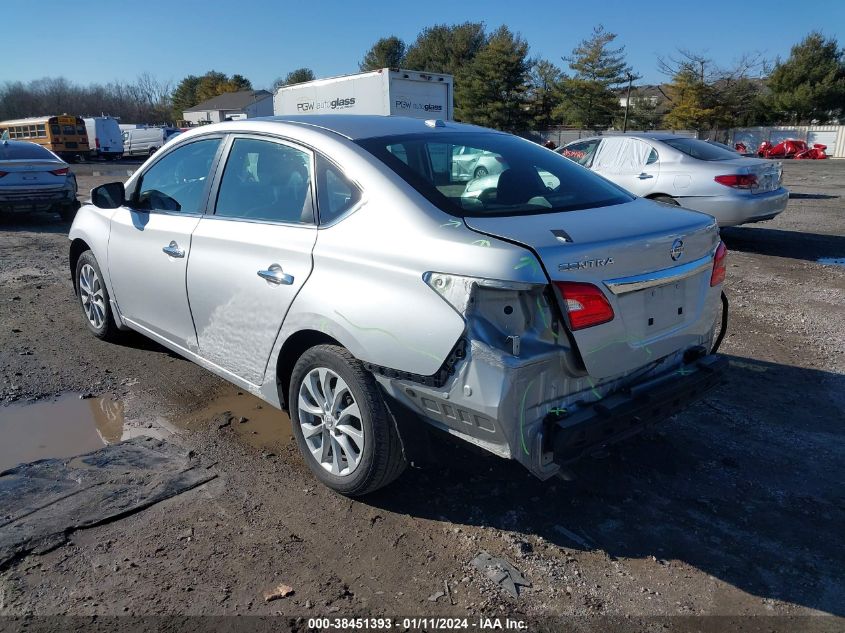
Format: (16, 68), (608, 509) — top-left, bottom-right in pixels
(357, 132), (633, 217)
(0, 142), (56, 160)
(664, 138), (738, 161)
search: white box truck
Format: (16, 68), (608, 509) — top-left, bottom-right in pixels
(273, 68), (454, 120)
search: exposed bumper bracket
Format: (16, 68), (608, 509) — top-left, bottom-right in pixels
(548, 354), (728, 465)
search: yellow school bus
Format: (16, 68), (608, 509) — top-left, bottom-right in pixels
(0, 115), (90, 161)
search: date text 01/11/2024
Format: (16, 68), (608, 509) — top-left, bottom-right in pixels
(306, 617), (528, 630)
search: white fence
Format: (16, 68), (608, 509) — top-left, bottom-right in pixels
(537, 128), (697, 147)
(726, 126), (845, 158)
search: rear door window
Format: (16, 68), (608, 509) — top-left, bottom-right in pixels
(135, 138), (221, 213)
(214, 137), (314, 224)
(315, 155), (361, 224)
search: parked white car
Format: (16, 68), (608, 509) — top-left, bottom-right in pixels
(560, 134), (788, 226)
(84, 117), (124, 160)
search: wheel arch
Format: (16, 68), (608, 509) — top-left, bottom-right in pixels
(69, 238), (91, 293)
(275, 329), (343, 410)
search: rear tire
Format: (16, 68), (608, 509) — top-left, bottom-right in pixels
(289, 345), (406, 496)
(75, 250), (121, 342)
(148, 147), (158, 157)
(474, 166), (488, 179)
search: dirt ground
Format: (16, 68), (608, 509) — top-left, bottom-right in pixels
(0, 158), (843, 628)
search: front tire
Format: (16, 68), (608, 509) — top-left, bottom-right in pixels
(75, 250), (121, 341)
(289, 345), (406, 496)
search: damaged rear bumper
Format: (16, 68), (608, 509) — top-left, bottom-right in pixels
(548, 354), (727, 465)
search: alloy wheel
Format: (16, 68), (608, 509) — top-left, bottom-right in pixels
(297, 367), (364, 476)
(79, 263), (106, 329)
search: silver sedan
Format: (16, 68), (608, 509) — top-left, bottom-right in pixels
(560, 134), (788, 226)
(0, 140), (79, 221)
(69, 116), (727, 495)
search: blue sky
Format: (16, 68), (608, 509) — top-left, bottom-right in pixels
(2, 0), (842, 89)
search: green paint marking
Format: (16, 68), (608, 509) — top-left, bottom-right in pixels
(586, 377), (602, 400)
(519, 378), (537, 457)
(535, 297), (561, 341)
(441, 219), (462, 228)
(550, 407), (568, 416)
(334, 311), (442, 363)
(472, 239), (491, 247)
(676, 367), (695, 376)
(514, 256), (539, 275)
(583, 334), (653, 359)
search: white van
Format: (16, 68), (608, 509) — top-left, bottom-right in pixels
(122, 127), (181, 157)
(83, 117), (124, 160)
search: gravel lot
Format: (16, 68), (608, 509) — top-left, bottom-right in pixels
(0, 159), (843, 627)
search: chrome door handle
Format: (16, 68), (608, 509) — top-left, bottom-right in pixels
(162, 241), (185, 258)
(637, 173), (654, 179)
(257, 264), (294, 285)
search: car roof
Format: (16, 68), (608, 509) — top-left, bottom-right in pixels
(252, 115), (490, 140)
(567, 133), (694, 144)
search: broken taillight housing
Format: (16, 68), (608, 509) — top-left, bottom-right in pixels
(553, 281), (614, 330)
(714, 174), (757, 189)
(710, 241), (728, 286)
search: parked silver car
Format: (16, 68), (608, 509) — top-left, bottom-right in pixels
(69, 116), (728, 495)
(0, 140), (79, 221)
(451, 145), (507, 181)
(560, 134), (788, 226)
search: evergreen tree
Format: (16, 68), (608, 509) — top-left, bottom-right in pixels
(172, 71), (253, 120)
(557, 25), (632, 130)
(455, 26), (531, 132)
(527, 60), (565, 129)
(171, 75), (201, 119)
(768, 32), (845, 123)
(403, 22), (487, 76)
(273, 68), (316, 90)
(360, 37), (406, 71)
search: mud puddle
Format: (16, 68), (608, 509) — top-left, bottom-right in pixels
(0, 389), (292, 472)
(176, 390), (293, 452)
(0, 393), (124, 472)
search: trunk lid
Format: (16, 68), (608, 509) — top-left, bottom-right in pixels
(716, 156), (782, 194)
(0, 160), (68, 187)
(464, 198), (721, 378)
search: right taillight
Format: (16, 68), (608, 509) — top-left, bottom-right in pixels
(710, 241), (728, 286)
(554, 281), (615, 330)
(715, 174), (757, 189)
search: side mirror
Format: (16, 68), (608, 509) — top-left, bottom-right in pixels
(91, 182), (126, 209)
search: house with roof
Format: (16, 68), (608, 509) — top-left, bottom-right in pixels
(182, 90), (273, 125)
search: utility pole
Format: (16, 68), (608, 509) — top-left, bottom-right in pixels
(622, 72), (634, 133)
